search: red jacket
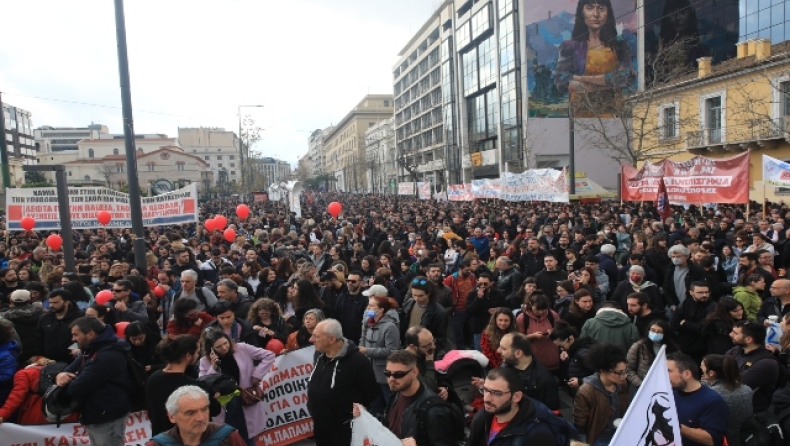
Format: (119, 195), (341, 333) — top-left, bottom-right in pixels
(167, 312), (215, 337)
(0, 365), (79, 424)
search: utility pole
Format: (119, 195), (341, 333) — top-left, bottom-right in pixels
(568, 103), (576, 195)
(0, 92), (10, 189)
(114, 0), (147, 271)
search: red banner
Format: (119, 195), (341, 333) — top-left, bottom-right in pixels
(621, 151), (750, 204)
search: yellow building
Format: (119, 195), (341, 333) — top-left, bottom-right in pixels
(324, 95), (393, 192)
(633, 39), (790, 202)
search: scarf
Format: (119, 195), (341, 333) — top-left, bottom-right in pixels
(629, 280), (655, 291)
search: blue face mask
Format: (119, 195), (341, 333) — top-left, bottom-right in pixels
(364, 310), (376, 319)
(91, 278), (100, 285)
(648, 332), (664, 343)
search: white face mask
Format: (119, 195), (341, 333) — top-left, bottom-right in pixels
(672, 258), (685, 266)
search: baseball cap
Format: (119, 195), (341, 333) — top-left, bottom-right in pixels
(362, 285), (389, 297)
(10, 290), (31, 303)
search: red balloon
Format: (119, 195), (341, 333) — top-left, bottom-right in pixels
(223, 228), (236, 242)
(204, 218), (216, 232)
(97, 210), (112, 226)
(20, 216), (35, 231)
(46, 234), (63, 251)
(327, 202), (342, 217)
(153, 285), (166, 298)
(115, 321), (130, 338)
(95, 290), (114, 306)
(215, 215), (228, 230)
(236, 204), (250, 220)
(266, 338), (285, 355)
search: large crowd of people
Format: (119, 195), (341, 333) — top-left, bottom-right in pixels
(0, 192), (788, 446)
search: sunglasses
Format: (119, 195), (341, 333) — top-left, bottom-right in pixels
(412, 279), (427, 285)
(112, 289), (127, 292)
(347, 280), (359, 284)
(383, 368), (414, 379)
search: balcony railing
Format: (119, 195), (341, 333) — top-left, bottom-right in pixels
(682, 117), (789, 150)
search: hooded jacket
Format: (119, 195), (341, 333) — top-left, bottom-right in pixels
(580, 308), (640, 351)
(65, 325), (132, 424)
(731, 286), (761, 321)
(307, 339), (379, 446)
(385, 383), (458, 446)
(0, 341), (20, 403)
(0, 303), (43, 364)
(467, 397), (557, 446)
(574, 374), (630, 443)
(360, 309), (401, 384)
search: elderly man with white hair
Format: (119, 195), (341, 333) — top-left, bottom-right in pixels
(175, 270), (218, 313)
(147, 386), (246, 446)
(663, 245), (707, 313)
(595, 244), (619, 290)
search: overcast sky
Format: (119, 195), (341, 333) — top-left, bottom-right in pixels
(0, 0), (440, 166)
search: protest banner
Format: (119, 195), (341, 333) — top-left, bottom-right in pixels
(621, 151), (750, 203)
(471, 179), (500, 199)
(499, 169), (569, 202)
(418, 182), (431, 200)
(610, 345), (681, 446)
(6, 184), (199, 230)
(763, 154), (790, 187)
(253, 192), (269, 202)
(447, 184), (472, 201)
(0, 410), (151, 446)
(256, 346), (315, 446)
(398, 182), (415, 196)
(351, 407), (401, 446)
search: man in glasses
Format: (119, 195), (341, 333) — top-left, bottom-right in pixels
(493, 333), (559, 411)
(466, 367), (561, 446)
(334, 271), (368, 346)
(111, 279), (148, 323)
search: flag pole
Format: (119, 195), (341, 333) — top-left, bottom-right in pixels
(763, 183), (767, 217)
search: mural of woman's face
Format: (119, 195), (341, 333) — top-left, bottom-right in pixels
(670, 8), (691, 32)
(583, 2), (608, 31)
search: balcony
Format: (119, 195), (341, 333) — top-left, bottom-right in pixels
(684, 117), (790, 152)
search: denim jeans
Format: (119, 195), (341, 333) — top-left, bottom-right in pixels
(86, 415), (128, 446)
(225, 396), (254, 446)
(473, 333), (482, 352)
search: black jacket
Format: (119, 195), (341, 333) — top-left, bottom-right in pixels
(644, 248), (671, 287)
(0, 303), (43, 364)
(726, 345), (781, 413)
(467, 397), (557, 446)
(65, 325), (132, 424)
(632, 309), (668, 337)
(535, 269), (568, 300)
(400, 300), (449, 349)
(385, 383), (457, 446)
(229, 295), (254, 321)
(465, 288), (504, 333)
(335, 292), (368, 345)
(663, 261), (708, 307)
(671, 297), (716, 356)
(495, 267), (523, 305)
(612, 281), (664, 312)
(562, 336), (597, 382)
(757, 296), (790, 324)
(504, 358), (560, 411)
(519, 250), (547, 278)
(307, 339), (379, 446)
(37, 304), (84, 364)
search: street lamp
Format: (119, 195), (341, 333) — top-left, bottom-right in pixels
(238, 104), (264, 199)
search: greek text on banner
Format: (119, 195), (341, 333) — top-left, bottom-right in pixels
(0, 410), (151, 446)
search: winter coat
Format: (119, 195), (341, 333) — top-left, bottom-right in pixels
(307, 339), (379, 446)
(626, 340), (658, 388)
(732, 286), (761, 321)
(480, 331), (503, 369)
(612, 280), (664, 311)
(671, 297), (716, 357)
(725, 345), (780, 413)
(535, 269), (568, 299)
(702, 319), (736, 355)
(0, 364), (80, 424)
(664, 261), (708, 307)
(112, 297), (149, 323)
(564, 337), (597, 382)
(335, 292), (369, 348)
(505, 359), (561, 411)
(495, 267), (523, 304)
(467, 397), (557, 446)
(400, 300), (449, 349)
(206, 318), (260, 347)
(65, 325), (132, 424)
(166, 312), (216, 337)
(465, 288), (504, 334)
(0, 303), (43, 364)
(384, 383), (458, 446)
(199, 342), (275, 438)
(0, 341), (19, 405)
(251, 316), (289, 347)
(360, 310), (401, 384)
(574, 374), (630, 444)
(147, 422), (247, 446)
(580, 308), (640, 352)
(562, 308), (596, 331)
(37, 304), (84, 364)
(516, 309), (560, 371)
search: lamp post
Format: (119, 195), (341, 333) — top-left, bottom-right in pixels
(238, 105), (263, 199)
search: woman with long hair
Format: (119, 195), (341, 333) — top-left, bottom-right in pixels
(511, 276), (538, 310)
(486, 247), (501, 271)
(701, 355), (753, 446)
(562, 289), (596, 331)
(480, 308), (516, 369)
(247, 297), (288, 347)
(572, 267), (601, 303)
(719, 244), (738, 283)
(554, 280), (576, 317)
(626, 319), (680, 388)
(285, 308), (325, 351)
(274, 257), (294, 281)
(241, 261), (263, 296)
(702, 298), (747, 355)
(288, 280), (325, 332)
(63, 281), (92, 311)
(516, 293), (560, 372)
(199, 329), (275, 446)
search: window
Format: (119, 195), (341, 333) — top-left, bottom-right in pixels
(230, 163), (235, 167)
(229, 155), (235, 160)
(204, 156), (210, 160)
(706, 96), (723, 143)
(384, 100), (390, 107)
(782, 81), (790, 117)
(217, 155), (223, 160)
(84, 175), (90, 181)
(177, 162), (185, 171)
(462, 49), (478, 96)
(116, 164), (124, 173)
(478, 36), (497, 88)
(218, 163), (223, 168)
(68, 171), (72, 177)
(231, 171), (237, 176)
(659, 104), (679, 140)
(113, 148), (119, 155)
(88, 149), (94, 158)
(147, 163), (155, 172)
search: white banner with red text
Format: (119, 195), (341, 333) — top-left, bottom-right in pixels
(0, 410), (152, 446)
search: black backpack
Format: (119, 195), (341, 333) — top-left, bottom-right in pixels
(36, 362), (69, 395)
(415, 395), (466, 446)
(740, 411), (785, 446)
(41, 384), (81, 427)
(125, 350), (148, 411)
(175, 287), (209, 309)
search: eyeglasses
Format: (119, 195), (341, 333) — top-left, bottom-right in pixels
(346, 280), (359, 284)
(383, 368), (414, 379)
(479, 387), (512, 398)
(112, 289), (127, 293)
(735, 239), (744, 242)
(609, 370), (627, 377)
(412, 279), (427, 285)
(477, 283), (489, 287)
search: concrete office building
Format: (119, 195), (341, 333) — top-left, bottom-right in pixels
(365, 117), (397, 194)
(178, 127), (241, 186)
(2, 103), (36, 187)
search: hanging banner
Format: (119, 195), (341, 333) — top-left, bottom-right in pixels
(622, 152), (750, 203)
(398, 182), (415, 196)
(447, 184), (473, 201)
(6, 184), (199, 230)
(256, 346), (315, 446)
(0, 410), (151, 446)
(471, 179), (501, 199)
(253, 192), (269, 202)
(499, 169), (569, 202)
(418, 182), (431, 200)
(763, 154), (790, 187)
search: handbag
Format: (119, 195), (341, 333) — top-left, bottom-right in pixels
(239, 384), (265, 406)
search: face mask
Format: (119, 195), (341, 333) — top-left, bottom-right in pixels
(648, 332), (664, 343)
(629, 275), (641, 283)
(91, 278), (100, 285)
(604, 230), (611, 234)
(671, 258), (685, 266)
(364, 310), (376, 319)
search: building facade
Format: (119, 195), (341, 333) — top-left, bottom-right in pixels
(34, 124), (109, 152)
(632, 39), (790, 202)
(307, 126), (334, 177)
(178, 127), (240, 187)
(365, 117), (397, 194)
(249, 156), (292, 189)
(2, 103), (36, 187)
(324, 95), (394, 192)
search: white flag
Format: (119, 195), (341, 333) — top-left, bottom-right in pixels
(610, 345), (682, 446)
(763, 154), (790, 187)
(351, 407), (402, 446)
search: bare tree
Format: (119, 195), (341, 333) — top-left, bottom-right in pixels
(95, 163), (117, 188)
(239, 116), (263, 191)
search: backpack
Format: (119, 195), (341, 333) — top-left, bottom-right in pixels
(41, 384), (81, 427)
(740, 411), (784, 446)
(524, 398), (578, 446)
(152, 423), (236, 446)
(176, 287), (209, 309)
(415, 395), (466, 446)
(36, 362), (69, 395)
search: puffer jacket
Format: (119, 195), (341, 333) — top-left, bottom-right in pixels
(360, 309), (401, 384)
(626, 340), (656, 388)
(0, 303), (43, 364)
(0, 341), (19, 404)
(565, 337), (597, 382)
(0, 364), (80, 424)
(732, 286), (761, 321)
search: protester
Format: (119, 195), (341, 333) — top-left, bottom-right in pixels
(700, 354), (752, 446)
(574, 343), (630, 445)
